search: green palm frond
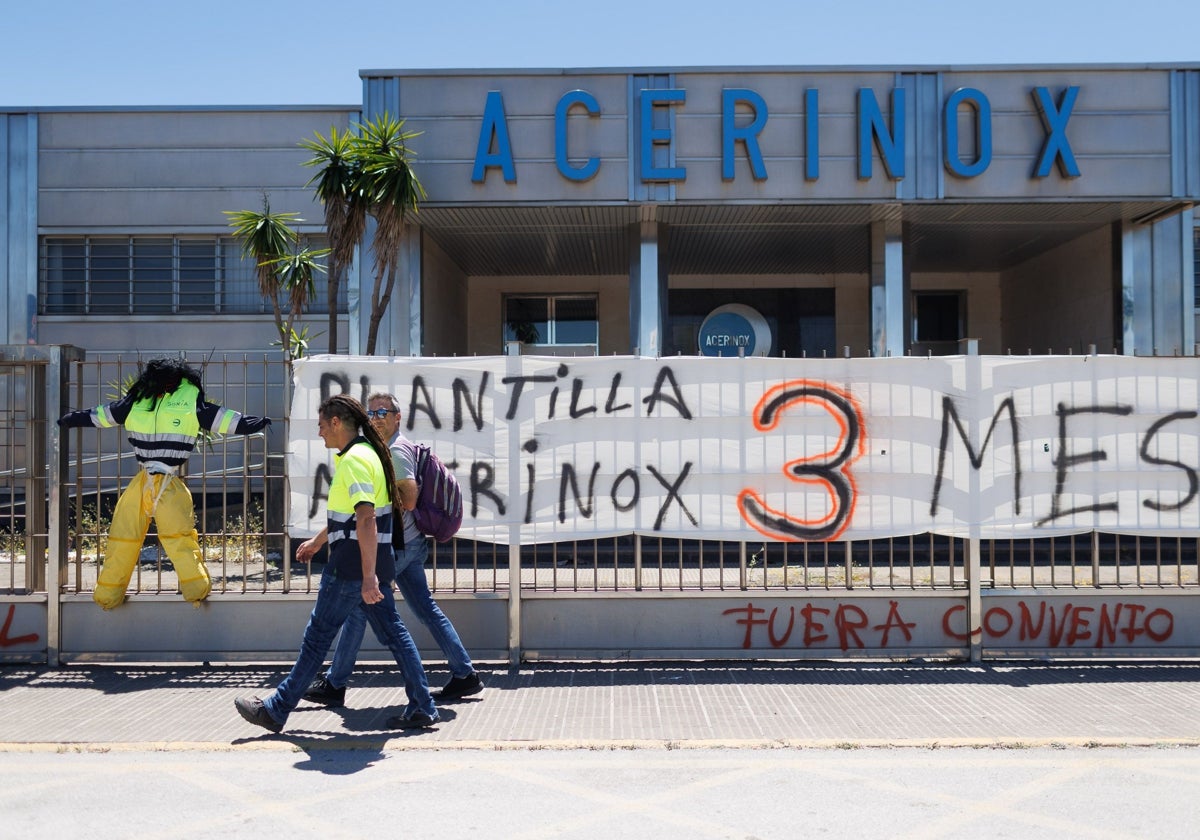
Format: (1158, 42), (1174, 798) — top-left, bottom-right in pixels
(266, 247), (329, 315)
(223, 197), (301, 299)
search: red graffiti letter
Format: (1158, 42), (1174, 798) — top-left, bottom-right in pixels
(942, 604), (982, 641)
(874, 600), (916, 647)
(1066, 606), (1094, 646)
(1046, 604), (1072, 646)
(1097, 603), (1122, 647)
(834, 604), (869, 650)
(1120, 604), (1147, 642)
(767, 606), (796, 647)
(1018, 601), (1046, 640)
(723, 602), (769, 649)
(801, 603), (830, 645)
(0, 604), (39, 648)
(1145, 608), (1173, 642)
(983, 606), (1013, 638)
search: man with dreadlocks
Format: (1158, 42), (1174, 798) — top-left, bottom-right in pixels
(57, 357), (272, 610)
(234, 394), (439, 733)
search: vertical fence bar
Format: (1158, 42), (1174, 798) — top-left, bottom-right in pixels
(967, 536), (982, 662)
(738, 540), (747, 590)
(844, 540), (853, 589)
(634, 533), (643, 591)
(26, 361), (47, 593)
(507, 539), (521, 667)
(2, 368), (16, 592)
(48, 347), (83, 663)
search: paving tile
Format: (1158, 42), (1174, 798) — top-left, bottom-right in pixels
(2, 660), (1200, 748)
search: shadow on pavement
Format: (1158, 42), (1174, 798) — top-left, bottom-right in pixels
(4, 659), (1200, 695)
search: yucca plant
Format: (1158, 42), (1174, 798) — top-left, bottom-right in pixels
(300, 114), (425, 355)
(224, 196), (328, 365)
(300, 126), (366, 354)
(354, 113), (426, 355)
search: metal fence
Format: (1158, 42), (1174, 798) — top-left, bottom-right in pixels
(2, 351), (1198, 600)
(1, 347), (1197, 664)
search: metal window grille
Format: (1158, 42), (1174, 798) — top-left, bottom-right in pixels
(39, 235), (344, 317)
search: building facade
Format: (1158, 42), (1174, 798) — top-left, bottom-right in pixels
(2, 64), (1199, 362)
(5, 66), (1200, 664)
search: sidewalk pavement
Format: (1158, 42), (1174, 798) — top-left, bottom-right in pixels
(2, 659), (1200, 751)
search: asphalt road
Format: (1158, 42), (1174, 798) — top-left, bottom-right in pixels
(2, 744), (1197, 839)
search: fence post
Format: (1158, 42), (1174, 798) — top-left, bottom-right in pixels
(273, 357), (292, 592)
(507, 540), (521, 667)
(26, 362), (47, 594)
(962, 338), (983, 662)
(966, 538), (982, 663)
(634, 533), (643, 591)
(738, 541), (747, 590)
(7, 345), (84, 666)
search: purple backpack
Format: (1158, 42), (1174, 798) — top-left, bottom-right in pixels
(399, 442), (464, 543)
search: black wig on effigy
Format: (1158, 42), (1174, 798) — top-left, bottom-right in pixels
(127, 358), (206, 405)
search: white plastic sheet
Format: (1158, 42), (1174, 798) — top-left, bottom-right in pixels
(287, 354), (1200, 543)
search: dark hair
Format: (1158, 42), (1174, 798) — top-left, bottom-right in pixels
(319, 394), (397, 507)
(127, 358), (205, 406)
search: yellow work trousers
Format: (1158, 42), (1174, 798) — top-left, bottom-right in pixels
(94, 469), (211, 610)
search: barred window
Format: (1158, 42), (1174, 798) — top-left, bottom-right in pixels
(1194, 225), (1199, 310)
(39, 236), (346, 316)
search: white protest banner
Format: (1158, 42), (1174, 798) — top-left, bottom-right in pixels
(286, 354), (1200, 543)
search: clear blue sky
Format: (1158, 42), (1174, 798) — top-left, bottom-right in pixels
(3, 0), (1197, 107)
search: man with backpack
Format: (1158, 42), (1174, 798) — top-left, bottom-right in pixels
(304, 391), (484, 707)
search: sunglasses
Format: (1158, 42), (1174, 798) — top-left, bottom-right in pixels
(366, 408), (398, 419)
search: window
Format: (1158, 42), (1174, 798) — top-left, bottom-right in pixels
(503, 295), (598, 346)
(1193, 226), (1199, 310)
(39, 235), (344, 316)
(912, 291), (965, 353)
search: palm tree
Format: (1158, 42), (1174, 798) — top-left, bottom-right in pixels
(354, 114), (426, 354)
(266, 247), (327, 361)
(298, 113), (425, 356)
(300, 126), (365, 353)
(224, 196), (327, 365)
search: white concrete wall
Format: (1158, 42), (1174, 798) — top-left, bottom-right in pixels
(1000, 226), (1114, 354)
(38, 108), (354, 233)
(910, 271), (1004, 354)
(421, 234), (470, 356)
(36, 315), (320, 356)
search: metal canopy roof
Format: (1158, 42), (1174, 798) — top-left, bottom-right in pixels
(414, 201), (1181, 277)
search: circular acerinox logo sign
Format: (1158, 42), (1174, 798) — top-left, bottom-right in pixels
(698, 304), (772, 357)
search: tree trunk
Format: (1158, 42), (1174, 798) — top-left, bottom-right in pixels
(327, 271), (340, 353)
(365, 264), (398, 355)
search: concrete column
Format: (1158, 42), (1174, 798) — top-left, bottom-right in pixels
(869, 216), (906, 357)
(1, 114), (38, 345)
(629, 218), (668, 356)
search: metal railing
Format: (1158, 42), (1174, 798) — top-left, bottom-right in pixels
(4, 352), (1199, 601)
(3, 346), (1199, 665)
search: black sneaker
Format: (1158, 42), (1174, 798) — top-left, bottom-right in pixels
(235, 696), (283, 733)
(303, 675), (345, 707)
(436, 672), (484, 700)
(386, 708), (440, 729)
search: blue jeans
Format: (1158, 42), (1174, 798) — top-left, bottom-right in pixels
(327, 535), (474, 688)
(262, 564), (435, 726)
